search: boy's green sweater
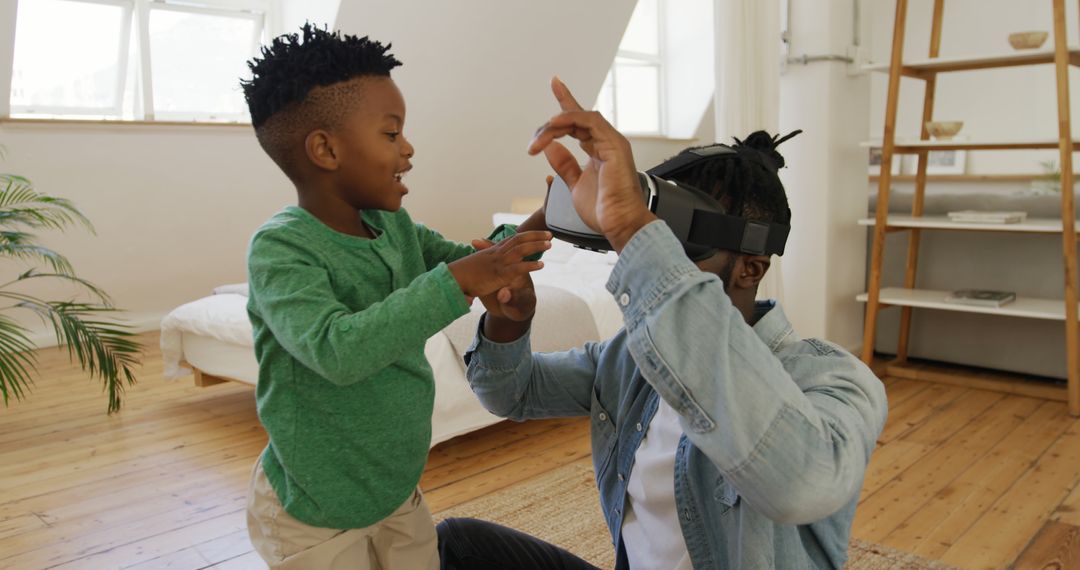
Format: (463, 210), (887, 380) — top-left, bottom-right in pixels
(247, 205), (473, 529)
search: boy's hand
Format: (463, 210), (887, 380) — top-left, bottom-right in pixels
(472, 264), (537, 322)
(471, 240), (537, 322)
(448, 231), (551, 299)
(471, 239), (537, 343)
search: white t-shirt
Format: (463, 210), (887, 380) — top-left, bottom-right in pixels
(621, 398), (693, 570)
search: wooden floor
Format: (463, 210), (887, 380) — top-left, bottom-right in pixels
(1, 333), (1078, 569)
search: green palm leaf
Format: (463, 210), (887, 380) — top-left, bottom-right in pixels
(0, 174), (93, 232)
(2, 270), (113, 306)
(0, 313), (38, 406)
(14, 298), (140, 414)
(0, 160), (141, 413)
(1, 244), (76, 276)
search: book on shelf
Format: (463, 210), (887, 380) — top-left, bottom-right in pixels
(946, 210), (1027, 224)
(944, 289), (1016, 307)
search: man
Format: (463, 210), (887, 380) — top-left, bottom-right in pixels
(437, 78), (887, 569)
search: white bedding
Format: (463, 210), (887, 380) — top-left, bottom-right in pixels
(159, 214), (621, 446)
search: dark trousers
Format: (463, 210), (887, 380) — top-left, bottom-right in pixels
(437, 517), (603, 570)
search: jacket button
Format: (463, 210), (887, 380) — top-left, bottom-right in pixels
(619, 292), (630, 306)
(618, 473), (625, 481)
(598, 412), (607, 421)
(635, 422), (643, 432)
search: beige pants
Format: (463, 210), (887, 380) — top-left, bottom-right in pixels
(246, 461), (439, 570)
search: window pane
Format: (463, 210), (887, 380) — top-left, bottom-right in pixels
(614, 63), (659, 133)
(619, 0), (658, 55)
(149, 8), (256, 121)
(595, 70), (615, 124)
(11, 0), (126, 113)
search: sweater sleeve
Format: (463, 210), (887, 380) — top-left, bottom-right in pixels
(415, 222), (475, 269)
(248, 230), (471, 386)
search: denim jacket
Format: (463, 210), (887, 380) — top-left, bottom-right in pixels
(465, 221), (888, 569)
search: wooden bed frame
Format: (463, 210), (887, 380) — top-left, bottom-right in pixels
(179, 360), (237, 387)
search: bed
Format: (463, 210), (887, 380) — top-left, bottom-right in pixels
(160, 214), (623, 447)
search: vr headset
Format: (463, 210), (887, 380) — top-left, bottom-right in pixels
(544, 144), (791, 261)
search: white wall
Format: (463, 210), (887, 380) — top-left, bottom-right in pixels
(778, 0), (870, 349)
(629, 105), (716, 171)
(4, 1), (637, 345)
(867, 0), (1080, 173)
(665, 0), (715, 139)
(277, 0), (340, 35)
(2, 122), (293, 343)
(333, 1), (633, 242)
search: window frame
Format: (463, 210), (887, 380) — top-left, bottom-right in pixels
(9, 0), (134, 118)
(601, 0), (667, 137)
(8, 0), (270, 124)
(142, 0), (265, 121)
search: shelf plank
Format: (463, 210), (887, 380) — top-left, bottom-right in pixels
(857, 215), (1079, 233)
(868, 174), (1066, 182)
(856, 287), (1074, 320)
(862, 46), (1080, 76)
(861, 139), (1080, 152)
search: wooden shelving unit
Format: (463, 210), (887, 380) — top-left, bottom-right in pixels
(869, 173), (1059, 182)
(862, 45), (1080, 76)
(862, 138), (1080, 151)
(860, 0), (1080, 416)
(857, 288), (1076, 321)
(857, 215), (1080, 234)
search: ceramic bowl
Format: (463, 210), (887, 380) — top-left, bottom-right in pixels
(1009, 31), (1049, 50)
(926, 121), (964, 140)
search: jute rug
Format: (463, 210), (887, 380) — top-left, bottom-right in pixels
(432, 460), (956, 570)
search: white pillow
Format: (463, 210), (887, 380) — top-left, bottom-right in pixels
(492, 212), (529, 227)
(213, 282), (249, 296)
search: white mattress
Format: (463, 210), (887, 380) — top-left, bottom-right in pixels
(180, 331), (258, 384)
(162, 298), (502, 447)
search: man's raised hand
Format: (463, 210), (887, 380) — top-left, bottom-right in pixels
(528, 77), (656, 252)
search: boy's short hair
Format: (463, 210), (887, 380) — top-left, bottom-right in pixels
(240, 23), (402, 179)
(667, 131), (798, 227)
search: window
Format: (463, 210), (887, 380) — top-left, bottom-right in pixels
(596, 0), (663, 135)
(10, 0), (131, 117)
(9, 0), (269, 123)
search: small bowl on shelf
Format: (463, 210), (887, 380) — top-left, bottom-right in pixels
(1008, 31), (1049, 50)
(925, 120), (964, 140)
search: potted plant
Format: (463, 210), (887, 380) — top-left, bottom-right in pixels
(0, 159), (141, 413)
(1032, 159), (1066, 194)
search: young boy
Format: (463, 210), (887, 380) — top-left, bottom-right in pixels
(239, 24), (550, 569)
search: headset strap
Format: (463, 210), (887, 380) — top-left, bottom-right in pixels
(646, 145), (738, 179)
(686, 211), (790, 256)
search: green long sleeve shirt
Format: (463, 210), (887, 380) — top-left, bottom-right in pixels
(247, 205), (474, 529)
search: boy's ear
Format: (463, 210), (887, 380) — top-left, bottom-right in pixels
(305, 129), (339, 171)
